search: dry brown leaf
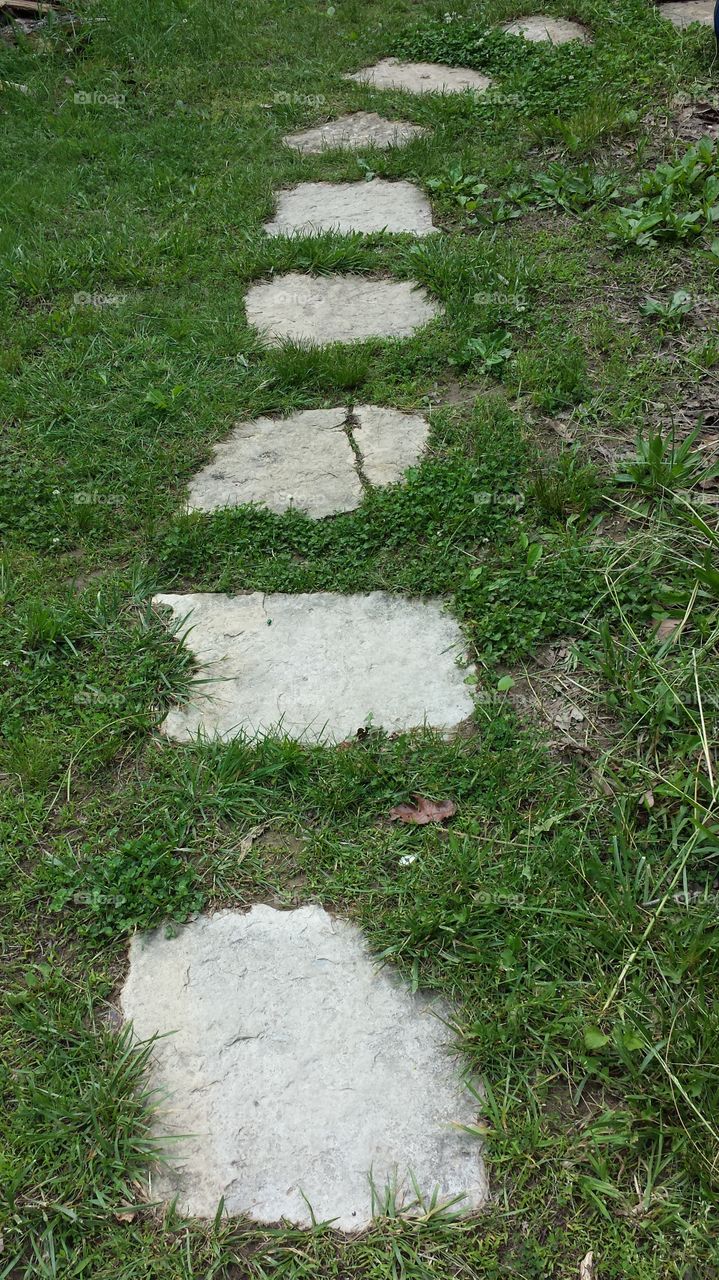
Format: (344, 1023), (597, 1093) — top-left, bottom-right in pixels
(654, 618), (681, 644)
(389, 795), (457, 825)
(579, 1251), (595, 1280)
(238, 822), (271, 860)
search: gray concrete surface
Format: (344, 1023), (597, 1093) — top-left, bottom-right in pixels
(152, 591), (475, 743)
(245, 272), (441, 345)
(263, 179), (435, 236)
(657, 0), (715, 25)
(283, 111), (428, 153)
(500, 15), (591, 41)
(186, 405), (429, 518)
(344, 58), (492, 95)
(120, 904), (488, 1229)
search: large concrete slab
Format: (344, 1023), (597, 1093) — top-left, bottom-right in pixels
(264, 179), (435, 236)
(283, 111), (428, 154)
(186, 405), (429, 518)
(500, 15), (591, 42)
(344, 59), (492, 95)
(121, 904), (487, 1228)
(152, 591), (474, 743)
(657, 0), (715, 25)
(245, 273), (441, 346)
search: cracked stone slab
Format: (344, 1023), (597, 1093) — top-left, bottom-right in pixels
(186, 405), (429, 518)
(500, 15), (591, 42)
(152, 591), (475, 743)
(264, 179), (436, 236)
(121, 904), (487, 1229)
(657, 0), (716, 25)
(245, 272), (441, 345)
(344, 58), (492, 95)
(283, 111), (428, 153)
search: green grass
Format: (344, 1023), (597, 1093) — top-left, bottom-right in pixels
(1, 0), (719, 1275)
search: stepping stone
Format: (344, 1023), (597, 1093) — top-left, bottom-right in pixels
(344, 58), (492, 96)
(245, 272), (440, 345)
(500, 15), (591, 42)
(657, 0), (716, 25)
(186, 405), (429, 518)
(283, 111), (428, 153)
(263, 179), (435, 236)
(152, 591), (475, 743)
(121, 904), (488, 1228)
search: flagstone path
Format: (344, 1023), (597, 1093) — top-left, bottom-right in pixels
(344, 58), (492, 95)
(153, 591), (475, 743)
(126, 31), (502, 1234)
(263, 179), (435, 236)
(121, 905), (488, 1228)
(186, 405), (429, 517)
(657, 0), (716, 26)
(283, 111), (428, 153)
(245, 272), (441, 345)
(500, 16), (591, 43)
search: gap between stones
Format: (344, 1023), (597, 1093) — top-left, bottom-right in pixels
(341, 403), (371, 492)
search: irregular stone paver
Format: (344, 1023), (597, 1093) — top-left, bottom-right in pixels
(121, 904), (487, 1228)
(186, 405), (429, 518)
(352, 404), (429, 488)
(152, 591), (474, 742)
(345, 58), (492, 95)
(500, 15), (591, 42)
(264, 179), (435, 236)
(283, 111), (428, 153)
(657, 0), (715, 25)
(245, 272), (440, 345)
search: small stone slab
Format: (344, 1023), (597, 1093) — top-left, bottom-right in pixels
(121, 904), (487, 1228)
(152, 591), (475, 742)
(500, 15), (591, 42)
(344, 58), (492, 96)
(245, 272), (440, 346)
(264, 179), (435, 236)
(186, 405), (429, 518)
(283, 111), (428, 154)
(657, 0), (715, 25)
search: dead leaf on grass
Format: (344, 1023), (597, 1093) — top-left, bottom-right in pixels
(579, 1251), (595, 1280)
(654, 617), (682, 644)
(389, 795), (457, 825)
(238, 822), (271, 860)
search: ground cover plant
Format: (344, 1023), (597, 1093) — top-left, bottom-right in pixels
(1, 0), (719, 1276)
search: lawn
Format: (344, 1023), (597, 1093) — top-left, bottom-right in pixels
(1, 0), (719, 1275)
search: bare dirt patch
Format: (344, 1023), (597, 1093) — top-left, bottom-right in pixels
(501, 640), (621, 761)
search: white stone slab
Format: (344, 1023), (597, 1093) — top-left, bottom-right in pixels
(152, 591), (474, 743)
(352, 404), (429, 487)
(186, 405), (429, 518)
(283, 111), (428, 154)
(344, 58), (492, 95)
(245, 273), (440, 346)
(121, 905), (487, 1229)
(500, 15), (591, 42)
(187, 408), (359, 518)
(657, 0), (715, 25)
(264, 179), (435, 236)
